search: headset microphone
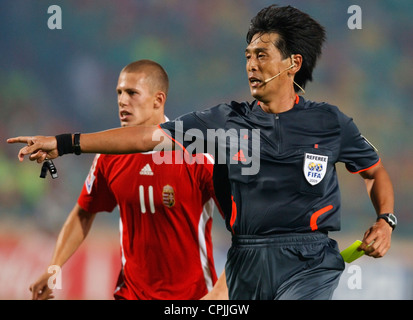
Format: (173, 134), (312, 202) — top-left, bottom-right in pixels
(263, 61), (306, 94)
(264, 64), (295, 84)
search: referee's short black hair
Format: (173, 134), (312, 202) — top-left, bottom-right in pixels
(246, 5), (326, 92)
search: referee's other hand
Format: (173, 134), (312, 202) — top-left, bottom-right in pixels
(359, 219), (392, 258)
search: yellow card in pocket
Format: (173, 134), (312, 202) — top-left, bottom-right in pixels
(340, 240), (365, 263)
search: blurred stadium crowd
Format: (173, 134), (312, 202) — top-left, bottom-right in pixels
(0, 0), (412, 299)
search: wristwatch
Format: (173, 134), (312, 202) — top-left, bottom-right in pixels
(73, 132), (81, 155)
(377, 213), (397, 230)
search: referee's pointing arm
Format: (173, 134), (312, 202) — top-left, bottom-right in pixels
(7, 125), (172, 162)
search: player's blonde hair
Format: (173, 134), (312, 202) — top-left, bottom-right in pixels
(121, 59), (169, 96)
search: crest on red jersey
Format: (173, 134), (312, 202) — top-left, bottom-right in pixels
(162, 185), (175, 208)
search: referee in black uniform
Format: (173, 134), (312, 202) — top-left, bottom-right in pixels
(9, 5), (395, 300)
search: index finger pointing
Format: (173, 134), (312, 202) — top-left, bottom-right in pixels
(7, 136), (31, 144)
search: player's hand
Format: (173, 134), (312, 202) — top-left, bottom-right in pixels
(200, 270), (228, 300)
(7, 136), (58, 163)
(359, 218), (392, 258)
(30, 272), (55, 300)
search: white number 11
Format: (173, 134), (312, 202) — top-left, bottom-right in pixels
(139, 185), (155, 214)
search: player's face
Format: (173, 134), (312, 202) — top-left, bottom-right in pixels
(245, 32), (290, 102)
(116, 72), (161, 127)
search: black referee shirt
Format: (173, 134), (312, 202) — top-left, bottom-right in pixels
(159, 96), (380, 235)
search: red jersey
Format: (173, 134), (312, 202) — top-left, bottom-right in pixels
(77, 151), (221, 300)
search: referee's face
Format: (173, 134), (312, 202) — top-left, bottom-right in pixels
(117, 71), (164, 127)
(245, 32), (291, 103)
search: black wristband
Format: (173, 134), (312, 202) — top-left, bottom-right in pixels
(55, 133), (73, 156)
(73, 132), (81, 155)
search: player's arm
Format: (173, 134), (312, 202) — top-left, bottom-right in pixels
(201, 270), (228, 300)
(30, 203), (96, 300)
(358, 161), (394, 258)
(7, 125), (172, 162)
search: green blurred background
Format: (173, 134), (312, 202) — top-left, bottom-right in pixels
(0, 0), (412, 299)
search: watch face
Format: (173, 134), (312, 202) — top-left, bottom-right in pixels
(380, 214), (397, 229)
(388, 214), (397, 225)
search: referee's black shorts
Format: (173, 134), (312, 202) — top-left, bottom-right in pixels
(225, 232), (345, 300)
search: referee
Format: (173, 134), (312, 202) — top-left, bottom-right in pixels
(9, 5), (395, 300)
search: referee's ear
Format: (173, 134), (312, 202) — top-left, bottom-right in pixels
(290, 54), (303, 74)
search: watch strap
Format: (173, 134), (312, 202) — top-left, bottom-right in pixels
(377, 213), (397, 230)
(73, 132), (81, 155)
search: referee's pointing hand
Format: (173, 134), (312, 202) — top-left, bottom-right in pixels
(7, 135), (58, 163)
